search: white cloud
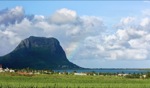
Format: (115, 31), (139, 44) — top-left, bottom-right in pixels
(50, 8), (78, 24)
(0, 7), (105, 57)
(116, 29), (129, 40)
(33, 15), (45, 21)
(57, 8), (77, 17)
(140, 17), (150, 27)
(1, 6), (150, 68)
(76, 15), (150, 61)
(125, 49), (148, 60)
(120, 17), (135, 25)
(0, 6), (24, 25)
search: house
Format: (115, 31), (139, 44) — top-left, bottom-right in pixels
(118, 73), (128, 77)
(9, 69), (15, 73)
(140, 75), (147, 79)
(143, 75), (147, 78)
(118, 74), (123, 76)
(4, 68), (9, 72)
(74, 73), (87, 76)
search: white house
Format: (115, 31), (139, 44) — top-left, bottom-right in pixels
(9, 69), (15, 73)
(74, 73), (87, 76)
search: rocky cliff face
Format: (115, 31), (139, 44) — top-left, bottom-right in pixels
(0, 36), (81, 70)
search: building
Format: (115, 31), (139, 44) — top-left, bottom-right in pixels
(74, 73), (87, 76)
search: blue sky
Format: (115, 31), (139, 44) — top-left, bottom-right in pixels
(1, 1), (150, 68)
(0, 1), (146, 16)
(0, 1), (147, 27)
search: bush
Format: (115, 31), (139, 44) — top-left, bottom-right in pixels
(125, 73), (140, 79)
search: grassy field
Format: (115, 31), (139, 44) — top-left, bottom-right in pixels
(0, 73), (150, 88)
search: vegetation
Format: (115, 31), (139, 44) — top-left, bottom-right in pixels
(0, 36), (81, 70)
(1, 72), (150, 88)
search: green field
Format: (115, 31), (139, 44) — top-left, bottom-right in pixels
(0, 73), (150, 88)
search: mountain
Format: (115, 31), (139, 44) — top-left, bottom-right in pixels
(0, 36), (81, 70)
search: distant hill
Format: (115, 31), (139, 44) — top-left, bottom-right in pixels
(0, 36), (81, 70)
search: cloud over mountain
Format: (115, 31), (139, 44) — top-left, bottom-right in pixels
(1, 6), (150, 68)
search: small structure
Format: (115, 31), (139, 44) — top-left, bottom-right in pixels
(4, 68), (9, 72)
(9, 69), (15, 73)
(143, 75), (147, 78)
(140, 75), (147, 79)
(118, 74), (123, 76)
(123, 74), (128, 77)
(74, 73), (87, 76)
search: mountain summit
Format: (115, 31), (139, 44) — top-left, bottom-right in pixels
(0, 36), (81, 70)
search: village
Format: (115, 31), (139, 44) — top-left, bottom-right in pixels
(0, 64), (148, 79)
(0, 64), (15, 73)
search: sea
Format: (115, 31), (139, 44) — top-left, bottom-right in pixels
(54, 69), (150, 74)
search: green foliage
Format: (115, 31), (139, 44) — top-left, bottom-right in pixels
(125, 73), (141, 79)
(0, 73), (150, 88)
(146, 72), (150, 78)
